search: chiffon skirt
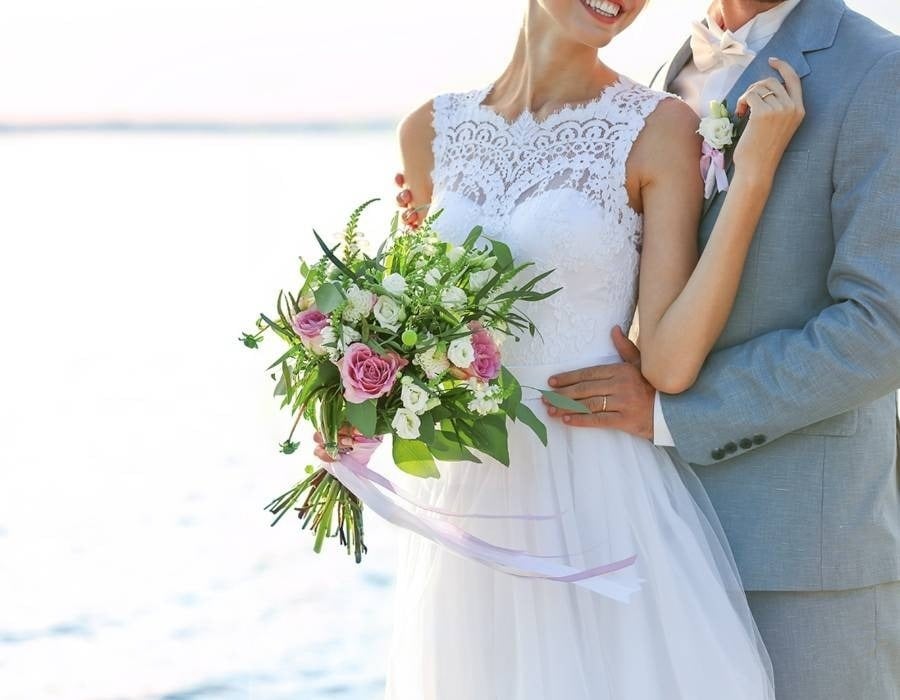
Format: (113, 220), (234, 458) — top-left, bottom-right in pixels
(384, 362), (775, 700)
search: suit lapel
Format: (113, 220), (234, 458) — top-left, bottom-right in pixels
(662, 37), (694, 92)
(700, 27), (812, 221)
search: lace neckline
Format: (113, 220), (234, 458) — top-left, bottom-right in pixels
(473, 75), (632, 127)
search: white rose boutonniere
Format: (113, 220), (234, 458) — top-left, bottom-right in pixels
(698, 99), (741, 199)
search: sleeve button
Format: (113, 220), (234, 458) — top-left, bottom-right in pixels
(753, 434), (766, 445)
(739, 438), (753, 450)
(711, 448), (726, 460)
(724, 442), (738, 454)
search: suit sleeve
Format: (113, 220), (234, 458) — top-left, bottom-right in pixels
(659, 49), (900, 467)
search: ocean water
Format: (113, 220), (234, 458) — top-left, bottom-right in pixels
(0, 130), (403, 699)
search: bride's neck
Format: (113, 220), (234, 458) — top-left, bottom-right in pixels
(486, 11), (616, 116)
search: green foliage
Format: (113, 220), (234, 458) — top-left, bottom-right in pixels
(393, 438), (440, 478)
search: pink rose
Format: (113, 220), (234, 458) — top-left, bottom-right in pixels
(468, 321), (501, 381)
(292, 308), (330, 341)
(337, 343), (409, 404)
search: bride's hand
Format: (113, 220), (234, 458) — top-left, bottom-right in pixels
(733, 57), (805, 177)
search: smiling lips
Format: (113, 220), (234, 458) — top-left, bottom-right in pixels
(581, 0), (623, 20)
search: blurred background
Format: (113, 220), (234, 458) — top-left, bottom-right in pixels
(0, 1), (897, 698)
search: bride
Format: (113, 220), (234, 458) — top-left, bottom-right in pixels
(387, 0), (803, 697)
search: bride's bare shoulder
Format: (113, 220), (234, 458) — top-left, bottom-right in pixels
(631, 95), (702, 179)
(397, 99), (437, 205)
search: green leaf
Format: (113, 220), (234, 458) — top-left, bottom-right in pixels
(313, 229), (356, 278)
(393, 438), (440, 478)
(487, 238), (514, 271)
(468, 412), (510, 466)
(345, 399), (377, 437)
(462, 225), (484, 249)
(314, 282), (344, 314)
(500, 367), (522, 419)
(417, 411), (435, 444)
(515, 403), (548, 446)
(539, 390), (590, 414)
(428, 430), (481, 463)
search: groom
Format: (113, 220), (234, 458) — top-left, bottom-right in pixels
(548, 0), (900, 698)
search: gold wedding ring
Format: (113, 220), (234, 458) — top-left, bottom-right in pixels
(601, 395), (609, 413)
(760, 90), (777, 100)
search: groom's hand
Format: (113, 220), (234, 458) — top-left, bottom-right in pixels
(545, 327), (655, 440)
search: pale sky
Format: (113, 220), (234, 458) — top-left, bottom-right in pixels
(0, 0), (896, 123)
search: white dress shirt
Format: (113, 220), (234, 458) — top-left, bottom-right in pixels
(653, 0), (803, 447)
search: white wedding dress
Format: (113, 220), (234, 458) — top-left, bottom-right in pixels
(385, 76), (775, 699)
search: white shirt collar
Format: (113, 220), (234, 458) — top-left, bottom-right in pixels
(705, 0), (803, 52)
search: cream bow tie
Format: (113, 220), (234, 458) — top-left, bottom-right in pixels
(690, 20), (756, 73)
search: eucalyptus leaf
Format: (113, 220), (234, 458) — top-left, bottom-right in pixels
(314, 282), (345, 314)
(346, 399), (377, 437)
(540, 390), (590, 414)
(393, 438), (440, 478)
(515, 403), (548, 446)
(468, 412), (510, 466)
(428, 430), (481, 463)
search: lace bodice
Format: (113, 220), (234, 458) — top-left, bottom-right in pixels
(430, 76), (673, 367)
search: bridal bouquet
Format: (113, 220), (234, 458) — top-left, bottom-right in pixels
(241, 201), (581, 562)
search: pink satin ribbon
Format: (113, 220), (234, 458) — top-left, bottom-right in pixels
(323, 438), (642, 602)
(700, 141), (730, 199)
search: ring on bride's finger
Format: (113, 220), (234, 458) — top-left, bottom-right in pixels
(759, 90), (777, 100)
(601, 395), (609, 413)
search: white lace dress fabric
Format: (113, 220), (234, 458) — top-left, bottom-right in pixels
(385, 77), (775, 700)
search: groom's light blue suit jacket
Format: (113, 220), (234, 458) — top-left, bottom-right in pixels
(653, 0), (900, 592)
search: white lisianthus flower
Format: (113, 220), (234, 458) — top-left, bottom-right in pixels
(382, 273), (407, 296)
(448, 336), (475, 368)
(414, 344), (451, 379)
(468, 270), (494, 292)
(698, 116), (734, 150)
(400, 377), (431, 415)
(423, 268), (442, 286)
(446, 245), (465, 265)
(441, 286), (468, 308)
(391, 408), (421, 440)
(341, 325), (361, 346)
(373, 295), (406, 332)
(343, 284), (376, 323)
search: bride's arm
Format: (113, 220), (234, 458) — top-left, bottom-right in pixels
(395, 101), (436, 225)
(636, 58), (805, 394)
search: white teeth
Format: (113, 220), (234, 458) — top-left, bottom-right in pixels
(585, 0), (621, 17)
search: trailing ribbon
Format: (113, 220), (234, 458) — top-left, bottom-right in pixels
(323, 441), (641, 602)
(701, 141), (730, 199)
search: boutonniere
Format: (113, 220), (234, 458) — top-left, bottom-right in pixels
(697, 100), (746, 200)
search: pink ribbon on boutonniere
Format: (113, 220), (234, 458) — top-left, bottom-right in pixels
(700, 141), (730, 199)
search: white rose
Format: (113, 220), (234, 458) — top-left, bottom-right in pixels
(343, 284), (376, 323)
(441, 286), (468, 308)
(373, 295), (406, 332)
(341, 325), (361, 346)
(448, 336), (475, 368)
(698, 116), (734, 150)
(414, 345), (450, 379)
(468, 270), (494, 292)
(400, 380), (431, 415)
(424, 268), (442, 287)
(382, 273), (407, 296)
(391, 408), (421, 440)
